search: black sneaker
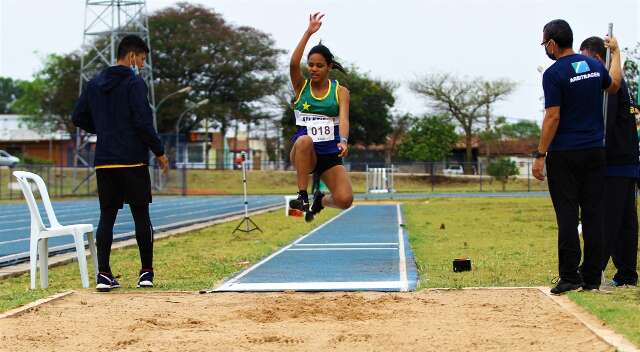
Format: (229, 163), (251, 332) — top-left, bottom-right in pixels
(137, 270), (154, 288)
(96, 272), (120, 292)
(305, 191), (325, 222)
(289, 194), (309, 213)
(550, 279), (583, 295)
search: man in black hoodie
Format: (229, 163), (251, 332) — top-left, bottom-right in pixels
(580, 36), (639, 287)
(72, 35), (169, 292)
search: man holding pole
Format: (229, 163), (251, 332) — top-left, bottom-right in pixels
(580, 36), (639, 287)
(533, 20), (622, 294)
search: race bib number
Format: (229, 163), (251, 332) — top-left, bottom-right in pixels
(306, 119), (334, 143)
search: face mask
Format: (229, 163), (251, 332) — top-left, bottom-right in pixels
(544, 41), (557, 61)
(129, 55), (139, 76)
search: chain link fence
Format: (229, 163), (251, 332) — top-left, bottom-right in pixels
(0, 159), (548, 201)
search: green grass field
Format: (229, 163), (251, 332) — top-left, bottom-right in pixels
(1, 167), (549, 201)
(165, 169), (549, 195)
(0, 197), (637, 345)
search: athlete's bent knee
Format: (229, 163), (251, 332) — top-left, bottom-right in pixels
(296, 136), (313, 151)
(334, 194), (353, 209)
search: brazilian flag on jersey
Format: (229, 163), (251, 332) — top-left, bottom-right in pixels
(292, 79), (341, 155)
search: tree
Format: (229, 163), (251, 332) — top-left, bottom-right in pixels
(332, 68), (395, 146)
(487, 157), (519, 191)
(623, 43), (640, 104)
(387, 113), (412, 162)
(150, 4), (286, 139)
(500, 119), (540, 139)
(0, 77), (23, 114)
(623, 59), (638, 103)
(12, 53), (81, 133)
(397, 114), (458, 161)
(410, 73), (516, 163)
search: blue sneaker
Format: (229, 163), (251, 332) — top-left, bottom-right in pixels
(610, 279), (637, 287)
(96, 272), (120, 292)
(137, 270), (154, 288)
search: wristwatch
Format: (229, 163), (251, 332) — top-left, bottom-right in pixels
(531, 151), (546, 159)
(340, 137), (348, 144)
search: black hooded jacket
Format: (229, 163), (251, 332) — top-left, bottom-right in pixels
(605, 79), (639, 167)
(72, 65), (164, 166)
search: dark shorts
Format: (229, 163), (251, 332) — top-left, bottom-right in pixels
(96, 166), (152, 210)
(312, 154), (343, 176)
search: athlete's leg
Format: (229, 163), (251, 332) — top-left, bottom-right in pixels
(290, 135), (317, 191)
(96, 207), (119, 273)
(130, 204), (153, 270)
(320, 165), (353, 209)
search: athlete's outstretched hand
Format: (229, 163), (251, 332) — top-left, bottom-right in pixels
(306, 12), (324, 35)
(337, 142), (348, 158)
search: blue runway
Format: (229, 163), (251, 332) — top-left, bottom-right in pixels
(0, 195), (281, 265)
(214, 204), (418, 292)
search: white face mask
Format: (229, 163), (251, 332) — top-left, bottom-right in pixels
(129, 54), (139, 76)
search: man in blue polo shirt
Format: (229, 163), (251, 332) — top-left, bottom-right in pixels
(581, 36), (638, 287)
(532, 19), (622, 294)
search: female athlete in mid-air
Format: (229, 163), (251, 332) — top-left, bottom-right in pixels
(289, 12), (353, 221)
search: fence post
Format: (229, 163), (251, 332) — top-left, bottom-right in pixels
(479, 161), (483, 192)
(527, 161), (531, 192)
(430, 162), (435, 192)
(181, 165), (187, 196)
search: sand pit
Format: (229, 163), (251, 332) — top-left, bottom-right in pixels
(0, 288), (614, 351)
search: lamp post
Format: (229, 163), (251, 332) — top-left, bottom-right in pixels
(175, 99), (209, 165)
(153, 86), (192, 130)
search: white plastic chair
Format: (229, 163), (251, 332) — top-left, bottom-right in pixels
(12, 171), (98, 289)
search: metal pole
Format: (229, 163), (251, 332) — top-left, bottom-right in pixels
(527, 161), (531, 192)
(603, 23), (613, 145)
(242, 154), (249, 230)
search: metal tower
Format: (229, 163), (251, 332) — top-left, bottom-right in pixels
(73, 0), (156, 190)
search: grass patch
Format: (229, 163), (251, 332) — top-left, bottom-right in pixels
(0, 208), (339, 312)
(403, 197), (640, 345)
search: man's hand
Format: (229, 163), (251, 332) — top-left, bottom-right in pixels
(532, 157), (546, 181)
(157, 155), (169, 175)
(605, 35), (619, 53)
(337, 142), (348, 158)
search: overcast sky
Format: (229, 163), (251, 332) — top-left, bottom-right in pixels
(1, 0), (638, 124)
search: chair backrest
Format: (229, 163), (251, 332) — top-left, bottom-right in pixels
(12, 171), (61, 234)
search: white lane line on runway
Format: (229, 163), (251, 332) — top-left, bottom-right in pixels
(294, 242), (398, 246)
(215, 206), (356, 291)
(286, 248), (397, 251)
(218, 281), (404, 291)
(396, 203), (408, 292)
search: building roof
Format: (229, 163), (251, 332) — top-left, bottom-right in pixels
(0, 115), (70, 142)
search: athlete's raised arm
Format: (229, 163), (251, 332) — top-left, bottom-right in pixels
(290, 13), (324, 96)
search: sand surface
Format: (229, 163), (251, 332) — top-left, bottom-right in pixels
(0, 288), (613, 352)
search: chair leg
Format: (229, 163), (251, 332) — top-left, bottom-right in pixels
(38, 238), (49, 289)
(74, 232), (90, 289)
(87, 231), (99, 279)
(29, 238), (38, 290)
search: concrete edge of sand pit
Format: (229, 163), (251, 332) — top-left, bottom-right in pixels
(0, 291), (74, 319)
(539, 287), (640, 352)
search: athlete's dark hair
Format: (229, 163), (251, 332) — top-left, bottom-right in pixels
(543, 19), (573, 49)
(308, 42), (346, 74)
(580, 36), (606, 61)
(117, 35), (149, 59)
